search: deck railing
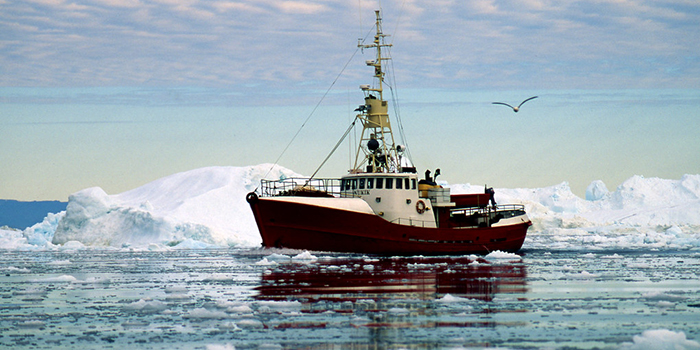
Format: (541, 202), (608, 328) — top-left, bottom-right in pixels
(451, 204), (525, 216)
(259, 178), (344, 198)
(390, 217), (434, 228)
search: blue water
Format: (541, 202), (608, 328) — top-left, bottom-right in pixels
(1, 248), (698, 349)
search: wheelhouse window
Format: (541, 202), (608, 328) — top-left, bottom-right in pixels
(359, 178), (365, 189)
(396, 178), (403, 189)
(385, 178), (393, 189)
(367, 178), (374, 189)
(411, 178), (416, 190)
(405, 178), (411, 190)
(351, 179), (357, 190)
(376, 178), (384, 189)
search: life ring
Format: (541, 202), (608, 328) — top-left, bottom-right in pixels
(415, 200), (426, 214)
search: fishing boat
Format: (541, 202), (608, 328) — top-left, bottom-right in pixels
(247, 11), (531, 255)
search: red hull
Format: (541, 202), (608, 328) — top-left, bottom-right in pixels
(248, 196), (529, 255)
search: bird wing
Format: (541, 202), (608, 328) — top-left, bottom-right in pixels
(492, 102), (515, 109)
(517, 96), (538, 108)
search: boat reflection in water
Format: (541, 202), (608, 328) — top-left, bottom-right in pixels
(255, 256), (527, 332)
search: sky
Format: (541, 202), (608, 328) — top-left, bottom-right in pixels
(1, 0), (700, 201)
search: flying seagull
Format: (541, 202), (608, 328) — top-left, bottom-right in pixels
(492, 96), (538, 112)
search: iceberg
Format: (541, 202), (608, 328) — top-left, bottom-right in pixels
(1, 165), (699, 251)
(49, 164), (301, 249)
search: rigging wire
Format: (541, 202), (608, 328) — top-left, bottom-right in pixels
(288, 25), (380, 182)
(256, 44), (364, 191)
(385, 48), (413, 164)
(307, 117), (358, 182)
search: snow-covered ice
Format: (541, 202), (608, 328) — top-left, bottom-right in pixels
(2, 164), (698, 251)
(0, 164), (699, 252)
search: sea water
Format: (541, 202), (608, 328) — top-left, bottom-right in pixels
(1, 248), (698, 350)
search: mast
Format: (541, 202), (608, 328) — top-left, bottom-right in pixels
(352, 10), (400, 174)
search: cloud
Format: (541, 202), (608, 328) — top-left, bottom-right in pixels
(274, 1), (327, 14)
(90, 0), (141, 8)
(212, 1), (266, 14)
(0, 0), (699, 89)
(467, 0), (499, 14)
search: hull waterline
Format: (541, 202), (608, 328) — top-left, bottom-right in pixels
(248, 195), (529, 255)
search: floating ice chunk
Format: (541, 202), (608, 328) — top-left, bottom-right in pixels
(184, 308), (228, 319)
(388, 307), (409, 314)
(292, 251), (317, 263)
(59, 241), (86, 250)
(655, 301), (676, 309)
(165, 293), (190, 301)
(600, 253), (624, 259)
(586, 180), (609, 201)
(53, 186), (217, 248)
(1, 266), (30, 273)
(407, 263), (432, 269)
(31, 275), (78, 283)
(23, 211), (64, 247)
(641, 292), (687, 302)
(0, 228), (28, 249)
(123, 299), (168, 313)
(236, 319), (264, 329)
(254, 300), (302, 313)
(436, 294), (473, 303)
(121, 320), (151, 328)
(48, 259), (71, 265)
(206, 343), (237, 350)
(566, 271), (598, 280)
(218, 323), (242, 332)
(263, 253), (292, 263)
(484, 250), (522, 262)
(78, 277), (111, 285)
(51, 165), (302, 249)
(619, 329), (700, 350)
(227, 304), (254, 314)
(165, 286), (188, 294)
(255, 258), (278, 266)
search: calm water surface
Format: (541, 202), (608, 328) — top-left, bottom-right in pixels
(1, 248), (699, 349)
